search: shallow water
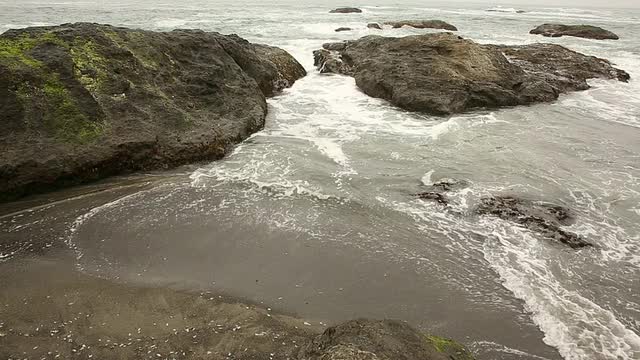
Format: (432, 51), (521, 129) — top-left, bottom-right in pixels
(1, 1), (639, 359)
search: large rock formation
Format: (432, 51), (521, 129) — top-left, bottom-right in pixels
(329, 7), (362, 14)
(0, 23), (306, 201)
(300, 319), (475, 360)
(530, 24), (619, 40)
(313, 33), (629, 115)
(475, 196), (592, 248)
(384, 20), (457, 31)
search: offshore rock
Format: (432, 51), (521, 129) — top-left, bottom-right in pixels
(0, 23), (305, 201)
(313, 33), (629, 115)
(384, 20), (458, 31)
(530, 24), (619, 40)
(329, 7), (362, 14)
(475, 196), (593, 248)
(367, 23), (383, 30)
(335, 27), (352, 32)
(300, 319), (475, 360)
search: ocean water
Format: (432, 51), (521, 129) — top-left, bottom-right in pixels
(1, 1), (639, 359)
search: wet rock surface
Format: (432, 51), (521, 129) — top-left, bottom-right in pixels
(415, 178), (470, 205)
(301, 319), (475, 360)
(530, 24), (620, 40)
(0, 23), (306, 201)
(475, 196), (592, 248)
(329, 7), (362, 14)
(313, 33), (629, 115)
(384, 20), (458, 31)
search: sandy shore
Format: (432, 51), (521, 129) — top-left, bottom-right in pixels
(0, 173), (561, 360)
(0, 256), (321, 360)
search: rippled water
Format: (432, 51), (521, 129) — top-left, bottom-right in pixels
(1, 1), (639, 359)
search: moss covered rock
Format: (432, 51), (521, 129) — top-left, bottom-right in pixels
(0, 23), (305, 201)
(300, 319), (475, 360)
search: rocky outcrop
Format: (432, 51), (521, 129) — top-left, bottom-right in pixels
(329, 7), (362, 14)
(530, 24), (619, 40)
(300, 319), (475, 360)
(313, 33), (629, 115)
(367, 23), (382, 30)
(384, 20), (457, 31)
(335, 27), (352, 32)
(475, 196), (592, 248)
(0, 23), (305, 201)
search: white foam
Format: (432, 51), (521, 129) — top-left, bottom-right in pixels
(480, 218), (640, 360)
(421, 170), (435, 186)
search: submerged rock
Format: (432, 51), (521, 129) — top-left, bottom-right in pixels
(475, 196), (592, 248)
(313, 33), (629, 115)
(384, 20), (458, 31)
(416, 192), (449, 205)
(530, 24), (619, 40)
(301, 319), (475, 360)
(0, 23), (305, 201)
(415, 177), (470, 205)
(367, 23), (382, 30)
(329, 7), (362, 14)
(432, 178), (470, 191)
(335, 27), (352, 32)
(313, 47), (352, 74)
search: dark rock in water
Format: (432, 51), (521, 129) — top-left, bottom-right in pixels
(530, 24), (619, 40)
(335, 27), (352, 32)
(313, 48), (352, 75)
(495, 43), (631, 83)
(301, 319), (475, 360)
(313, 33), (629, 115)
(416, 192), (449, 205)
(384, 20), (458, 31)
(416, 178), (469, 205)
(486, 9), (526, 14)
(475, 196), (592, 248)
(432, 178), (470, 191)
(329, 7), (362, 14)
(367, 23), (382, 30)
(0, 23), (306, 201)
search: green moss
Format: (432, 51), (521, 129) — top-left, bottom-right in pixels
(0, 32), (67, 69)
(70, 39), (108, 91)
(43, 76), (104, 144)
(102, 29), (159, 69)
(2, 31), (104, 144)
(426, 335), (474, 359)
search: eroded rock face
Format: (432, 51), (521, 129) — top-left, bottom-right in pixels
(329, 7), (362, 13)
(0, 23), (306, 201)
(384, 20), (457, 31)
(475, 196), (592, 248)
(313, 33), (629, 115)
(530, 24), (619, 40)
(300, 319), (475, 360)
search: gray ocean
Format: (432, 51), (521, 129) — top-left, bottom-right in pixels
(1, 1), (639, 359)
